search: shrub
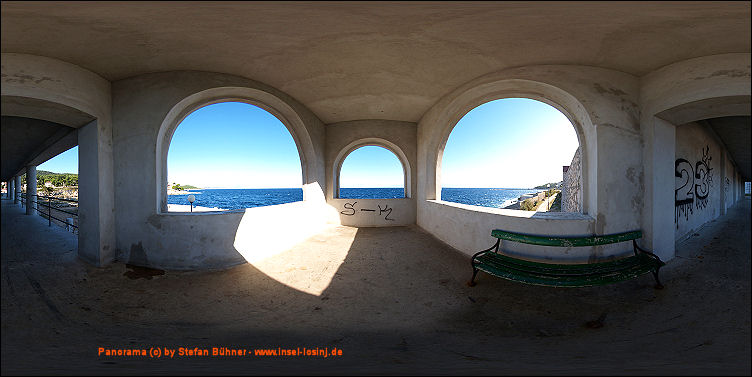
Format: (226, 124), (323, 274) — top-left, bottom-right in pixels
(520, 198), (537, 211)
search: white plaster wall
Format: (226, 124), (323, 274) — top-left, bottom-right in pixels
(330, 198), (414, 227)
(325, 119), (417, 226)
(417, 65), (644, 261)
(112, 71), (329, 269)
(723, 154), (735, 211)
(674, 122), (722, 241)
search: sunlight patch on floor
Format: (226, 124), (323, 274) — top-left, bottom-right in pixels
(249, 226), (356, 296)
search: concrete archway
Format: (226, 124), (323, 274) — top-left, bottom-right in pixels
(640, 53), (751, 259)
(1, 53), (115, 266)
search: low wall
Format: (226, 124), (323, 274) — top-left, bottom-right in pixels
(417, 200), (645, 263)
(122, 201), (339, 270)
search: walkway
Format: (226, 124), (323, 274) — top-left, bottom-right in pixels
(536, 192), (558, 212)
(1, 197), (750, 374)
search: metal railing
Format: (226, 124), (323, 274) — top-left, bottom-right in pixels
(17, 191), (79, 234)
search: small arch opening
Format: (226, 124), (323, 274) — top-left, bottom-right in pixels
(338, 145), (406, 199)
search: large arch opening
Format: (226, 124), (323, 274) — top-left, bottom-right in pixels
(440, 98), (581, 213)
(165, 101), (304, 212)
(156, 86), (323, 214)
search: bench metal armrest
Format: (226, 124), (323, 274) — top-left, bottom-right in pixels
(471, 239), (501, 266)
(632, 240), (665, 266)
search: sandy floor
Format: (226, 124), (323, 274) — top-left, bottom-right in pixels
(1, 198), (750, 374)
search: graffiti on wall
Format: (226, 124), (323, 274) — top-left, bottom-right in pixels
(675, 146), (713, 227)
(340, 201), (395, 221)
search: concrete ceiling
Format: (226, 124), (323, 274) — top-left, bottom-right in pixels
(0, 116), (76, 182)
(705, 116), (752, 181)
(1, 96), (95, 128)
(1, 1), (750, 124)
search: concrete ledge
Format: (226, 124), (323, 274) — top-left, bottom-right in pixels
(430, 199), (592, 220)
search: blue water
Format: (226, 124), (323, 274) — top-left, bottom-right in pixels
(168, 188), (303, 210)
(168, 187), (540, 210)
(340, 187), (405, 199)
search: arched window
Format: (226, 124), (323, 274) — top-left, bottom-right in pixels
(441, 98), (580, 212)
(166, 101), (303, 211)
(338, 145), (405, 199)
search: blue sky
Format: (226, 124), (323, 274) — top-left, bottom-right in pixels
(38, 99), (579, 189)
(37, 146), (78, 173)
(442, 98), (579, 188)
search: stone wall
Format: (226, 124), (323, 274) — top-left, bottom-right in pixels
(562, 147), (582, 213)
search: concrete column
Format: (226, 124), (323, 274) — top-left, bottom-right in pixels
(642, 117), (676, 261)
(9, 180), (14, 201)
(719, 149), (727, 216)
(78, 119), (116, 266)
(14, 176), (21, 204)
(26, 166), (37, 215)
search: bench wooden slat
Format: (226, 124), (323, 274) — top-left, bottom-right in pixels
(490, 229), (642, 247)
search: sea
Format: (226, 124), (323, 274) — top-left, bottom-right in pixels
(167, 187), (541, 210)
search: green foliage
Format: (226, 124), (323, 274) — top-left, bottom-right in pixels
(37, 172), (78, 188)
(534, 181), (561, 189)
(520, 198), (538, 211)
(172, 183), (184, 191)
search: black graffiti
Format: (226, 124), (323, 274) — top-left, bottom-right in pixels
(340, 202), (396, 221)
(725, 177), (730, 193)
(675, 146), (713, 227)
(378, 205), (395, 221)
(340, 201), (357, 216)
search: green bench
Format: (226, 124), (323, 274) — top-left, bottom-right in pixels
(468, 229), (666, 289)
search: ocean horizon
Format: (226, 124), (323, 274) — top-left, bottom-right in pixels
(167, 187), (542, 210)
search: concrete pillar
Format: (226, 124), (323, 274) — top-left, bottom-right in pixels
(26, 166), (37, 215)
(642, 117), (676, 261)
(719, 149), (726, 216)
(9, 179), (14, 201)
(14, 176), (21, 204)
(78, 119), (116, 266)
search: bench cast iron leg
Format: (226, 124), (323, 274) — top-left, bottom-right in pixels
(467, 268), (479, 287)
(652, 268), (664, 290)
